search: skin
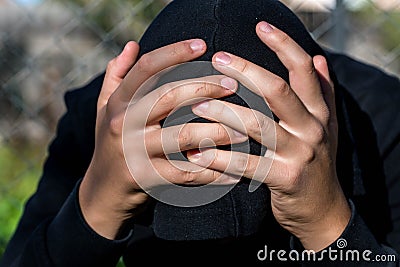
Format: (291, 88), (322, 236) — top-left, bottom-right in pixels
(79, 21), (351, 252)
(80, 39), (244, 239)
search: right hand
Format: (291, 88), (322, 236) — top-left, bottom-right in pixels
(79, 39), (247, 239)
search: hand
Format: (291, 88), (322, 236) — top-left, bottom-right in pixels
(187, 21), (351, 251)
(79, 39), (246, 239)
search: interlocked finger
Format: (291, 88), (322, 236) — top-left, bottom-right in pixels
(145, 123), (248, 155)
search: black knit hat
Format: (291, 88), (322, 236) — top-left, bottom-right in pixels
(138, 0), (326, 78)
(137, 0), (328, 240)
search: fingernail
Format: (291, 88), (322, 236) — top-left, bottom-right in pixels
(259, 21), (274, 33)
(220, 77), (237, 91)
(192, 101), (209, 114)
(215, 52), (232, 65)
(188, 150), (202, 161)
(233, 130), (247, 139)
(190, 40), (204, 52)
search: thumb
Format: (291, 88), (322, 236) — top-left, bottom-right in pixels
(98, 41), (139, 110)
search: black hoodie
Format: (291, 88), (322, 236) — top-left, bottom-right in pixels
(1, 0), (400, 266)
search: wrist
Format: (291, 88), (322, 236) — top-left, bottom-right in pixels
(296, 190), (351, 251)
(78, 173), (147, 240)
(78, 178), (125, 239)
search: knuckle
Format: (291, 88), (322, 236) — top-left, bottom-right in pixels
(209, 149), (219, 167)
(300, 55), (315, 74)
(215, 124), (229, 143)
(157, 88), (177, 110)
(272, 78), (290, 98)
(232, 153), (249, 175)
(300, 144), (316, 164)
(168, 45), (180, 57)
(310, 123), (327, 145)
(169, 42), (192, 59)
(107, 114), (124, 136)
(202, 81), (214, 96)
(182, 170), (196, 184)
(237, 60), (250, 74)
(249, 112), (271, 138)
(245, 158), (258, 178)
(211, 170), (220, 182)
(191, 82), (211, 97)
(286, 165), (302, 186)
(247, 113), (261, 136)
(259, 116), (273, 136)
(178, 127), (193, 149)
(136, 54), (153, 73)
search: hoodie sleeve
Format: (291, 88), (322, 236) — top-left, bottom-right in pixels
(291, 200), (399, 267)
(14, 180), (131, 267)
(0, 75), (130, 267)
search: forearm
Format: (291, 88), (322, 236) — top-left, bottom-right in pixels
(14, 180), (130, 267)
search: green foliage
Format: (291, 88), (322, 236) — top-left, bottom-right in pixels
(352, 4), (400, 51)
(0, 143), (45, 259)
(380, 12), (400, 51)
(117, 258), (127, 267)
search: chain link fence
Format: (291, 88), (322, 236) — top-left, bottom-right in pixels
(0, 0), (399, 259)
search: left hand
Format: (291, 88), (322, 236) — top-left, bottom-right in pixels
(187, 21), (351, 251)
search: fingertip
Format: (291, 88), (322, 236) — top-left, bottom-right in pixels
(313, 55), (334, 92)
(313, 55), (331, 79)
(187, 149), (208, 166)
(113, 41), (139, 76)
(313, 55), (327, 68)
(124, 41), (139, 52)
(257, 21), (275, 33)
(188, 39), (206, 53)
(220, 77), (238, 91)
(187, 148), (215, 167)
(255, 21), (285, 51)
(191, 100), (209, 115)
(186, 149), (201, 161)
(213, 52), (232, 66)
(120, 41), (139, 59)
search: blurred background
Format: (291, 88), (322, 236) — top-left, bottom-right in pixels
(0, 0), (399, 263)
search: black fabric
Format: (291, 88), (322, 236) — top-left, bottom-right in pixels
(16, 180), (131, 267)
(1, 0), (400, 266)
(1, 51), (400, 266)
(290, 201), (399, 266)
(327, 52), (400, 250)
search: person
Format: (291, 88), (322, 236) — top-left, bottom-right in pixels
(1, 0), (399, 266)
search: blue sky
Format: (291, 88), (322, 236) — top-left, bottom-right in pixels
(14, 0), (42, 6)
